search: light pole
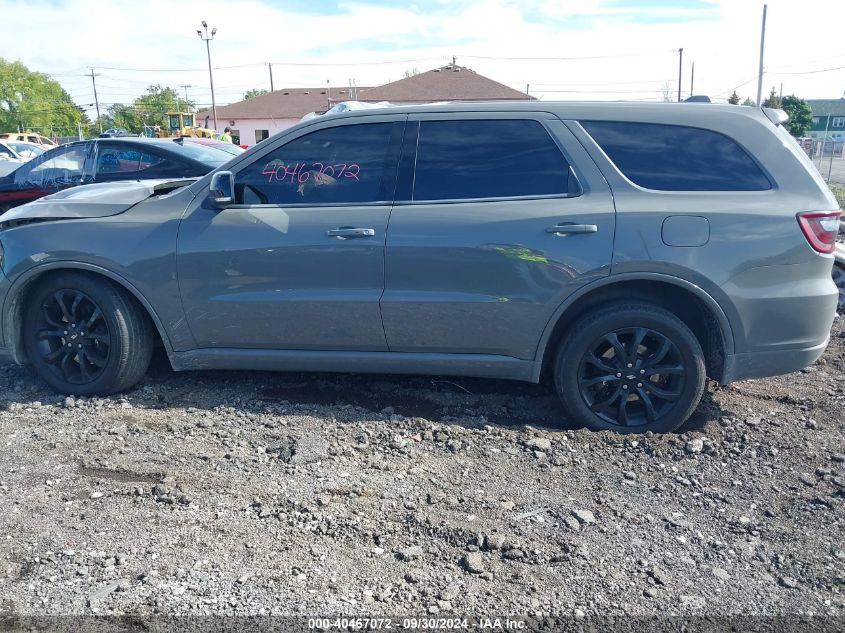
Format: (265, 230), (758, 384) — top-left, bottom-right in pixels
(197, 21), (218, 130)
(676, 47), (684, 102)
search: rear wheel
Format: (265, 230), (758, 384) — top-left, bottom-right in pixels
(554, 303), (706, 434)
(23, 273), (153, 395)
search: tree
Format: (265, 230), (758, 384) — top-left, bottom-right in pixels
(243, 88), (268, 100)
(403, 68), (420, 78)
(741, 97), (756, 107)
(0, 58), (83, 137)
(660, 82), (673, 102)
(728, 91), (740, 105)
(781, 95), (813, 137)
(762, 87), (781, 109)
(132, 85), (193, 130)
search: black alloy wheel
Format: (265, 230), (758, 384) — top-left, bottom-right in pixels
(34, 289), (111, 385)
(23, 272), (153, 395)
(554, 303), (707, 434)
(577, 327), (685, 428)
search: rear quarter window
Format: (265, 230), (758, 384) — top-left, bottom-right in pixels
(581, 121), (771, 191)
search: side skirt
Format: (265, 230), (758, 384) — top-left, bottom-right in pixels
(168, 348), (539, 383)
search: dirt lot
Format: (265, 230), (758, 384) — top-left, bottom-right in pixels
(0, 314), (843, 626)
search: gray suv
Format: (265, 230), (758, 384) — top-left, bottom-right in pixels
(0, 102), (839, 434)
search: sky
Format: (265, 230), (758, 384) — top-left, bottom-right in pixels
(2, 0), (844, 117)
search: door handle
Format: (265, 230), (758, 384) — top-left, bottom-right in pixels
(326, 227), (376, 238)
(546, 223), (598, 235)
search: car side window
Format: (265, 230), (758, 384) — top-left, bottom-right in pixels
(0, 145), (13, 158)
(235, 122), (401, 206)
(412, 119), (572, 201)
(96, 146), (165, 175)
(17, 145), (92, 188)
(581, 121), (772, 191)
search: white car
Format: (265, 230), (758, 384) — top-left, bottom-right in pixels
(0, 141), (45, 177)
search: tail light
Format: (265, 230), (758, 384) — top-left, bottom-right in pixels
(797, 211), (841, 254)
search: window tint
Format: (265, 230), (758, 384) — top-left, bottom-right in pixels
(96, 146), (165, 174)
(581, 121), (771, 191)
(412, 120), (570, 201)
(235, 122), (399, 205)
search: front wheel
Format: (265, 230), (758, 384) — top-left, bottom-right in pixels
(554, 303), (706, 434)
(23, 273), (153, 395)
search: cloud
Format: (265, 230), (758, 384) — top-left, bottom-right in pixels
(0, 0), (842, 119)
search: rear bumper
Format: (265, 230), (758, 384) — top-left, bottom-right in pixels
(721, 337), (829, 384)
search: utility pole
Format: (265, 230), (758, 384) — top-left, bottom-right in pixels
(180, 84), (192, 109)
(756, 4), (768, 108)
(197, 21), (218, 130)
(88, 68), (102, 133)
(690, 62), (695, 96)
(677, 48), (684, 102)
(268, 63), (274, 92)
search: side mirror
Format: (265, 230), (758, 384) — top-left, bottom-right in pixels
(209, 170), (234, 208)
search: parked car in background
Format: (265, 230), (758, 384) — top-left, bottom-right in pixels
(0, 132), (57, 148)
(5, 141), (46, 160)
(99, 128), (135, 138)
(173, 136), (246, 157)
(835, 222), (845, 310)
(0, 102), (838, 435)
(0, 137), (232, 213)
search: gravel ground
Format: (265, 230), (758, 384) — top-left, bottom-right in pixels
(0, 315), (843, 625)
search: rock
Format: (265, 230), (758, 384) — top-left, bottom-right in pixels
(439, 584), (461, 601)
(463, 552), (485, 574)
(87, 580), (127, 608)
(685, 438), (704, 454)
(572, 509), (596, 525)
(623, 471), (637, 481)
(485, 534), (505, 551)
(89, 492), (104, 500)
(680, 595), (706, 609)
(798, 473), (816, 487)
(711, 567), (730, 581)
(502, 548), (524, 560)
(831, 477), (845, 489)
(525, 438), (552, 451)
(404, 571), (422, 584)
(779, 576), (799, 588)
(650, 568), (670, 586)
(63, 397), (76, 408)
(831, 453), (845, 463)
(574, 609), (586, 619)
(397, 546), (423, 562)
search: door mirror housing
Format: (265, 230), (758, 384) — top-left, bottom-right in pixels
(209, 171), (234, 208)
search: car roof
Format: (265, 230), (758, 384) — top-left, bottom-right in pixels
(312, 100), (776, 127)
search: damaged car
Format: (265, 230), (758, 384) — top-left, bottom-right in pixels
(0, 102), (840, 434)
(0, 138), (232, 214)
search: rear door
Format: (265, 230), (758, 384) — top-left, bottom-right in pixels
(381, 113), (615, 360)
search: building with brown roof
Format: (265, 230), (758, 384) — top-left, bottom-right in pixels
(358, 64), (531, 103)
(198, 65), (530, 145)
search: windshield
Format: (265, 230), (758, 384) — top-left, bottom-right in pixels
(207, 143), (244, 156)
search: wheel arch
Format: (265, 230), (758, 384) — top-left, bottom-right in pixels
(534, 273), (735, 383)
(3, 261), (173, 364)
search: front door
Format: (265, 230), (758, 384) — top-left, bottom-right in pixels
(177, 118), (404, 350)
(381, 115), (616, 360)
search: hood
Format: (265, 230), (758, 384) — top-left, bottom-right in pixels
(0, 178), (197, 226)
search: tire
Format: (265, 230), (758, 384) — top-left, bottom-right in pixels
(22, 272), (153, 396)
(554, 302), (706, 434)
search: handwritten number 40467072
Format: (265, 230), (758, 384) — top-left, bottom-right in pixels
(262, 161), (361, 184)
